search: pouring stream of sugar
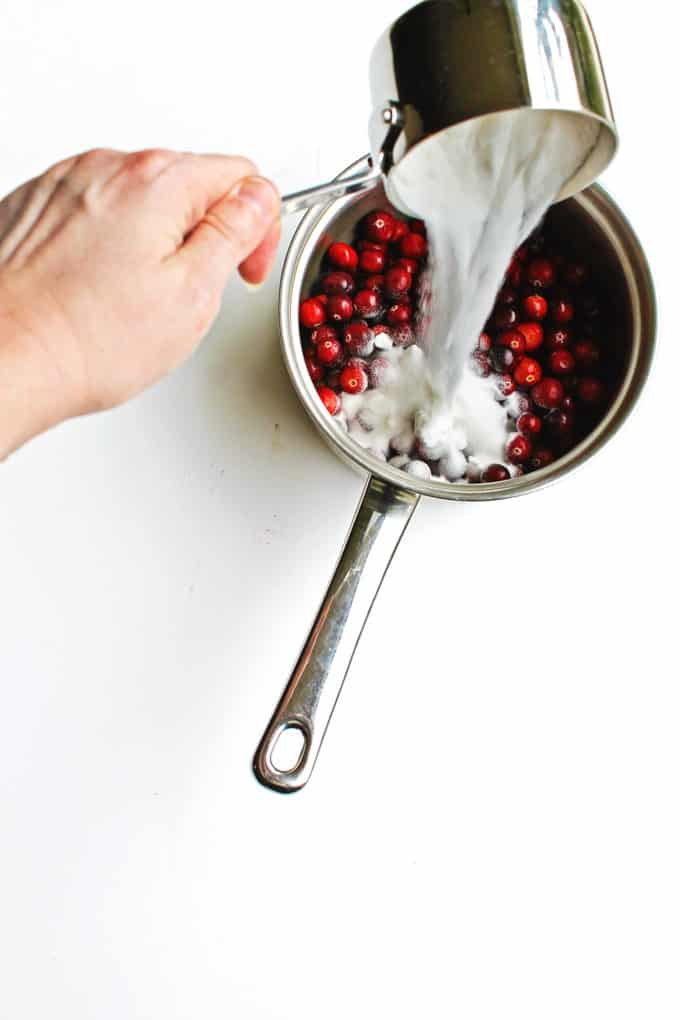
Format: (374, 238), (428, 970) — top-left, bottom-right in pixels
(344, 110), (599, 478)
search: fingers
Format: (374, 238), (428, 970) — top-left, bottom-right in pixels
(175, 175), (280, 289)
(239, 218), (282, 285)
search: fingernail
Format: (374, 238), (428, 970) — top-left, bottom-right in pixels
(242, 279), (264, 292)
(230, 176), (278, 219)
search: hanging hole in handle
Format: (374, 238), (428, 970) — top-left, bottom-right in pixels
(269, 724), (309, 775)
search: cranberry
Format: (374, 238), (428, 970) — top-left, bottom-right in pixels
(491, 346), (519, 373)
(315, 293), (329, 307)
(409, 218), (426, 235)
(573, 339), (601, 369)
(326, 370), (341, 389)
(390, 219), (409, 244)
(316, 385), (341, 415)
(482, 464), (511, 482)
(561, 395), (576, 412)
(578, 377), (605, 404)
(304, 352), (323, 383)
(527, 258), (556, 289)
(523, 294), (549, 320)
(545, 408), (575, 436)
(387, 302), (411, 325)
(359, 248), (386, 274)
(393, 257), (419, 275)
(545, 326), (571, 351)
(321, 272), (355, 296)
(384, 266), (412, 298)
(362, 274), (385, 291)
(316, 335), (343, 366)
(405, 459), (432, 480)
(391, 324), (415, 348)
(344, 321), (374, 357)
(299, 297), (326, 329)
(472, 351), (492, 377)
(548, 350), (576, 375)
(531, 377), (565, 409)
(552, 299), (574, 324)
(478, 331), (493, 353)
(400, 233), (428, 258)
(494, 305), (519, 330)
(309, 325), (338, 346)
(326, 242), (358, 272)
(506, 434), (532, 464)
(326, 295), (354, 322)
(354, 289), (382, 319)
(369, 356), (396, 389)
(362, 210), (395, 243)
(496, 285), (517, 307)
(517, 322), (544, 351)
(506, 260), (524, 289)
(564, 262), (588, 286)
(339, 362), (368, 395)
(518, 412), (542, 436)
(496, 374), (516, 397)
(529, 447), (555, 470)
(357, 240), (386, 253)
(497, 329), (527, 355)
(514, 357), (543, 388)
(514, 244), (529, 263)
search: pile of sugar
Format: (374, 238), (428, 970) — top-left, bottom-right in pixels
(339, 111), (599, 478)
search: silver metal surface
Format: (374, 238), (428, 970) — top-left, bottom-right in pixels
(281, 0), (617, 216)
(254, 478), (419, 792)
(281, 163), (381, 217)
(253, 160), (656, 794)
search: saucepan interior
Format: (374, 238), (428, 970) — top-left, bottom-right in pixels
(279, 159), (655, 500)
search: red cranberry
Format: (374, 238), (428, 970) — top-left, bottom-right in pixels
(316, 335), (344, 366)
(564, 262), (588, 286)
(304, 352), (323, 383)
(369, 356), (395, 389)
(409, 218), (426, 235)
(506, 434), (532, 464)
(523, 294), (549, 320)
(384, 266), (412, 298)
(497, 329), (527, 355)
(472, 351), (492, 377)
(518, 412), (542, 436)
(561, 395), (576, 412)
(354, 289), (382, 319)
(494, 306), (519, 330)
(552, 299), (574, 324)
(299, 297), (326, 329)
(387, 302), (412, 325)
(326, 370), (341, 389)
(478, 332), (493, 353)
(321, 271), (355, 296)
(362, 210), (395, 243)
(326, 242), (358, 272)
(496, 374), (516, 397)
(482, 464), (511, 482)
(390, 219), (409, 244)
(315, 294), (329, 307)
(344, 321), (374, 357)
(316, 385), (341, 415)
(514, 357), (543, 388)
(506, 259), (523, 289)
(573, 339), (601, 369)
(496, 285), (518, 307)
(359, 248), (386, 274)
(362, 274), (385, 291)
(517, 322), (544, 351)
(326, 295), (354, 322)
(400, 233), (428, 258)
(545, 408), (575, 436)
(391, 324), (415, 348)
(529, 447), (555, 470)
(527, 258), (556, 289)
(393, 257), (419, 275)
(514, 244), (529, 263)
(357, 240), (387, 253)
(545, 326), (572, 351)
(578, 377), (605, 404)
(309, 324), (338, 346)
(339, 363), (368, 395)
(491, 346), (519, 373)
(531, 377), (565, 409)
(548, 350), (576, 375)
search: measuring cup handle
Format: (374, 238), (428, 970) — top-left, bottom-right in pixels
(280, 163), (380, 216)
(254, 476), (420, 792)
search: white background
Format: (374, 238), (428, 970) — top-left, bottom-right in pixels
(0, 2), (677, 1017)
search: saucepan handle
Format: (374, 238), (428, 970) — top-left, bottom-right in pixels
(254, 475), (420, 792)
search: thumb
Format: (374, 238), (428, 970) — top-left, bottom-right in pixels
(176, 175), (279, 286)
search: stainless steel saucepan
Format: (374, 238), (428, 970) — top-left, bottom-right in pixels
(253, 166), (656, 792)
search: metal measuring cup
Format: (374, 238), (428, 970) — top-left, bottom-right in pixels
(281, 0), (618, 217)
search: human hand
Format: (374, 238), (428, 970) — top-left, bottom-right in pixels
(0, 148), (280, 457)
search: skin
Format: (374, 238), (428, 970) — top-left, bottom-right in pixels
(0, 148), (281, 459)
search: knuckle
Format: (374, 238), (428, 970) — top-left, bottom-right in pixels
(125, 148), (177, 182)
